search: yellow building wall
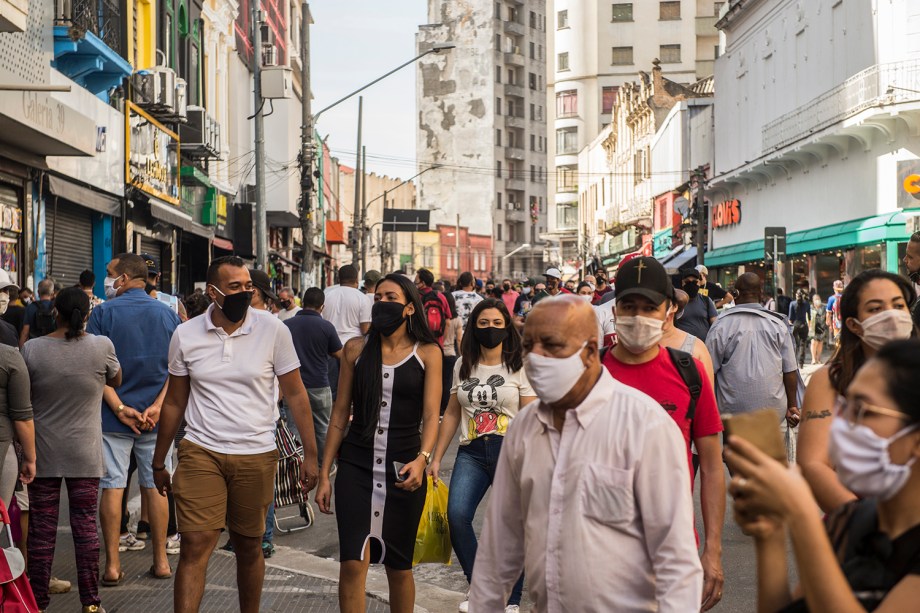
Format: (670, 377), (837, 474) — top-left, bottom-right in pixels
(128, 0), (157, 70)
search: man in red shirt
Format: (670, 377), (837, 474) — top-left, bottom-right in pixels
(601, 256), (725, 612)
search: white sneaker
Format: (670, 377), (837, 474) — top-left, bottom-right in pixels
(504, 606), (520, 613)
(118, 533), (145, 552)
(166, 534), (181, 555)
(458, 594), (470, 612)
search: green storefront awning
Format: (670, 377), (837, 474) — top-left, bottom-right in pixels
(705, 212), (910, 268)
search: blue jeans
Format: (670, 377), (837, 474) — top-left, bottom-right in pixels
(264, 502), (275, 542)
(448, 435), (524, 605)
(281, 387), (333, 467)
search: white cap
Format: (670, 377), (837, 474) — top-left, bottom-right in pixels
(544, 267), (562, 279)
(695, 264), (709, 277)
(0, 269), (18, 294)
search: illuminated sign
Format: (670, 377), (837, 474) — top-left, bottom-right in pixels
(125, 102), (180, 206)
(712, 199), (741, 229)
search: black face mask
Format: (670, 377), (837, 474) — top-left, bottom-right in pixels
(683, 282), (700, 298)
(474, 326), (508, 349)
(279, 299), (292, 310)
(372, 301), (407, 337)
(503, 284), (511, 291)
(145, 282), (156, 295)
(910, 270), (920, 285)
(213, 287), (253, 323)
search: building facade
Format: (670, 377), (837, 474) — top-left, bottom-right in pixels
(707, 0), (920, 299)
(417, 0), (548, 280)
(546, 0), (721, 272)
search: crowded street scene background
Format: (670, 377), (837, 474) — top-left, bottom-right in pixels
(4, 0), (920, 611)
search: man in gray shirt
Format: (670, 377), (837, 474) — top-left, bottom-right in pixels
(705, 273), (801, 429)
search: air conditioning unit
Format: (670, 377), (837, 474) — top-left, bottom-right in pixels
(207, 114), (220, 154)
(133, 72), (158, 106)
(155, 67), (176, 112)
(261, 66), (292, 99)
(181, 106), (207, 148)
(174, 78), (188, 119)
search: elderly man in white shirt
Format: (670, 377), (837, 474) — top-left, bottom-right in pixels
(470, 295), (702, 612)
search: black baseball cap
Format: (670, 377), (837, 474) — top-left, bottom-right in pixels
(140, 253), (159, 276)
(249, 269), (279, 302)
(615, 256), (674, 306)
(680, 267), (702, 281)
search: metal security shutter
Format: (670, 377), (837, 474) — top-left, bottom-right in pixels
(140, 235), (171, 291)
(47, 201), (93, 286)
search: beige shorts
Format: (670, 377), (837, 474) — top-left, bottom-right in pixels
(172, 440), (278, 538)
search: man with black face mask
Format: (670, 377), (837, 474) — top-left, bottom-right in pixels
(153, 256), (318, 613)
(675, 267), (718, 342)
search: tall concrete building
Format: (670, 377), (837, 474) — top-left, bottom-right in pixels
(545, 0), (721, 271)
(417, 0), (548, 280)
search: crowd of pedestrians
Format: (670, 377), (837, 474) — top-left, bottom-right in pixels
(3, 243), (920, 613)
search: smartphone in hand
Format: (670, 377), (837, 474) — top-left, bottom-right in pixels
(723, 409), (788, 465)
(393, 461), (407, 482)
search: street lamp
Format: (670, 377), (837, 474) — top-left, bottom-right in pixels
(502, 243), (531, 260)
(360, 164), (443, 272)
(299, 39), (455, 287)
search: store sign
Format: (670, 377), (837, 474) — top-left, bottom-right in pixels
(712, 199), (741, 229)
(0, 205), (22, 234)
(898, 160), (920, 208)
(126, 102), (180, 206)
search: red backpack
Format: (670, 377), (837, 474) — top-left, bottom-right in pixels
(421, 290), (448, 342)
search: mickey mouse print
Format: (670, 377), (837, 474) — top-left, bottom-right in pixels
(452, 362), (536, 445)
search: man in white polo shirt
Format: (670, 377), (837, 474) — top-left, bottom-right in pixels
(153, 256), (319, 613)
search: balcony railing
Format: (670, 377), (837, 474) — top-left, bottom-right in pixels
(762, 59), (920, 152)
(55, 0), (122, 55)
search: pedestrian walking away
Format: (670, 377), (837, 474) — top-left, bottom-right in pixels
(452, 272), (484, 329)
(469, 295), (702, 611)
(24, 287), (121, 613)
(87, 253), (180, 586)
(602, 257), (725, 610)
(428, 298), (534, 613)
(316, 273), (442, 613)
(153, 256), (319, 613)
(797, 269), (916, 514)
(727, 340), (920, 611)
(323, 265), (372, 400)
(807, 294), (828, 365)
(789, 290), (811, 367)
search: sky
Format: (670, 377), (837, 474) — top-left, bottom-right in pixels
(310, 1), (428, 181)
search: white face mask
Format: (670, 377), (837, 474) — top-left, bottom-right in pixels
(828, 415), (918, 501)
(853, 309), (914, 350)
(0, 292), (9, 316)
(104, 275), (123, 300)
(615, 315), (665, 355)
(524, 342), (588, 404)
(580, 294), (593, 302)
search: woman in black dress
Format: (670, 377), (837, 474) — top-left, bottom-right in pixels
(317, 273), (441, 613)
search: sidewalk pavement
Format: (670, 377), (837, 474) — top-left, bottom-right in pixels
(42, 526), (465, 613)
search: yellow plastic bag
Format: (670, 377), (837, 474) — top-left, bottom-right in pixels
(412, 476), (452, 565)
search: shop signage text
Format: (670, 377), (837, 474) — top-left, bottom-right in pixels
(126, 102), (180, 207)
(898, 160), (920, 209)
(712, 199), (741, 229)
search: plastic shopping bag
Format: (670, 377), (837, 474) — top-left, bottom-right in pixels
(412, 476), (452, 566)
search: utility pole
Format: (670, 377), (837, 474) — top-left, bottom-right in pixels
(351, 97), (363, 272)
(695, 165), (706, 266)
(455, 213), (461, 277)
(299, 1), (312, 289)
(360, 145), (367, 273)
(252, 3), (268, 270)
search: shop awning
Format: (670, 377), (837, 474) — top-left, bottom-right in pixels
(664, 246), (698, 274)
(212, 237), (233, 251)
(705, 212), (909, 268)
(149, 199), (214, 239)
(267, 211), (301, 228)
(47, 175), (121, 217)
(656, 244), (685, 265)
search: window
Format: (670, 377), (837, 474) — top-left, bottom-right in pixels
(611, 46), (633, 65)
(530, 10), (536, 28)
(556, 127), (578, 154)
(530, 134), (535, 151)
(612, 3), (633, 22)
(529, 42), (535, 59)
(558, 52), (569, 71)
(557, 166), (578, 192)
(557, 204), (577, 228)
(529, 72), (537, 90)
(507, 99), (516, 116)
(508, 224), (516, 243)
(602, 86), (618, 114)
(538, 44), (543, 60)
(495, 2), (501, 19)
(530, 165), (536, 182)
(496, 97), (502, 115)
(495, 34), (501, 50)
(659, 1), (681, 20)
(557, 9), (568, 28)
(496, 129), (502, 146)
(507, 68), (514, 84)
(714, 44), (720, 59)
(714, 2), (725, 16)
(556, 90), (578, 117)
(497, 224), (503, 241)
(497, 192), (502, 210)
(496, 161), (502, 178)
(660, 44), (681, 63)
(495, 65), (502, 82)
(530, 103), (535, 120)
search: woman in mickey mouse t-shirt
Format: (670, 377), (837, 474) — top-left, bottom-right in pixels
(428, 298), (535, 613)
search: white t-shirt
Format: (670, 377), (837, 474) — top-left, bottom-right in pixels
(322, 285), (372, 345)
(277, 306), (301, 321)
(168, 306), (301, 454)
(594, 302), (615, 342)
(452, 290), (483, 328)
(451, 360), (535, 445)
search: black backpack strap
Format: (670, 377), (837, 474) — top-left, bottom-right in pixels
(666, 347), (702, 422)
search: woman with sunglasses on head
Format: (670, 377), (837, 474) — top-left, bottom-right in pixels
(797, 270), (917, 514)
(315, 274), (441, 613)
(427, 298), (535, 613)
(726, 339), (920, 612)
